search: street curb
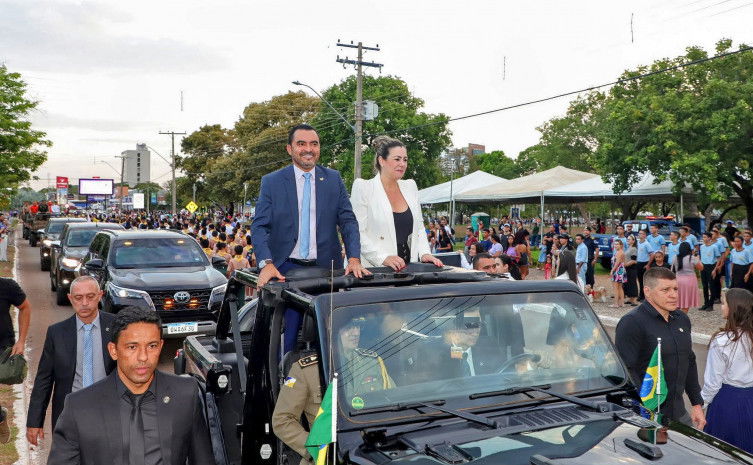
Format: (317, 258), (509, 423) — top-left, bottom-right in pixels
(10, 229), (30, 465)
(598, 314), (712, 345)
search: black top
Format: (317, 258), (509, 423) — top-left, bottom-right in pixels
(583, 236), (598, 260)
(117, 375), (163, 465)
(0, 278), (25, 348)
(393, 207), (413, 264)
(615, 301), (703, 420)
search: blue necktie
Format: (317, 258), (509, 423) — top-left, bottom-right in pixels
(82, 323), (94, 388)
(300, 172), (312, 259)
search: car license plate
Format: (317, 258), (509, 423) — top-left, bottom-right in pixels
(167, 322), (198, 335)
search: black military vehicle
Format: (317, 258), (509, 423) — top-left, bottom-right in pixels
(24, 212), (60, 247)
(39, 217), (87, 271)
(176, 265), (753, 465)
(80, 229), (227, 337)
(50, 222), (124, 305)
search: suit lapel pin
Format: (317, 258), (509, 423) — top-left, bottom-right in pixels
(319, 177), (324, 181)
(163, 396), (170, 404)
(679, 328), (684, 332)
(105, 327), (110, 332)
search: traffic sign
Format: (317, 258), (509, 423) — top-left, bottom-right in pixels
(185, 201), (198, 213)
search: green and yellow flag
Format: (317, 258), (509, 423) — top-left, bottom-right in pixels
(305, 376), (338, 465)
(639, 340), (667, 411)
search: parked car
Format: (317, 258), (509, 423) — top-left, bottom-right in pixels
(39, 217), (87, 271)
(50, 222), (124, 305)
(80, 229), (227, 338)
(176, 264), (753, 465)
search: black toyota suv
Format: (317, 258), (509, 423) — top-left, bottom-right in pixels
(80, 229), (228, 338)
(50, 222), (124, 305)
(176, 265), (753, 465)
(39, 217), (87, 271)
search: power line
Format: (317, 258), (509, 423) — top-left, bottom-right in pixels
(710, 0), (753, 15)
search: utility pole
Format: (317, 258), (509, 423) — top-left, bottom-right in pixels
(336, 40), (382, 180)
(115, 155), (125, 212)
(159, 130), (186, 216)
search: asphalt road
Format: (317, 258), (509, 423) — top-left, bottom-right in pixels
(14, 236), (181, 462)
(11, 235), (713, 463)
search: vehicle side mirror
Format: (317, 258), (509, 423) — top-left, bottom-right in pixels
(51, 241), (61, 248)
(85, 258), (104, 270)
(211, 256), (226, 267)
(37, 229), (45, 234)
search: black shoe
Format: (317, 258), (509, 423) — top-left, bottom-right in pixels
(714, 299), (721, 304)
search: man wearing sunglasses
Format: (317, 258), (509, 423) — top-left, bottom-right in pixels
(443, 310), (504, 377)
(26, 276), (116, 447)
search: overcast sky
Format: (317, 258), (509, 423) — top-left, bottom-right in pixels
(2, 0), (751, 190)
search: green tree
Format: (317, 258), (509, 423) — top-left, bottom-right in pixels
(312, 75), (452, 189)
(470, 150), (525, 179)
(0, 65), (50, 188)
(594, 39), (753, 224)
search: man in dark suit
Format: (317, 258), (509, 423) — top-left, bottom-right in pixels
(252, 123), (369, 352)
(26, 276), (116, 446)
(48, 306), (214, 465)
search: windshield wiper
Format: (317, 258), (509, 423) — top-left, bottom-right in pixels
(471, 385), (611, 412)
(352, 400), (498, 428)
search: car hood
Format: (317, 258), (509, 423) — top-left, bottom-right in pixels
(62, 247), (89, 259)
(45, 233), (61, 241)
(356, 417), (752, 465)
(109, 266), (226, 291)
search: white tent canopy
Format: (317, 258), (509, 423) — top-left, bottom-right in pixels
(418, 170), (507, 204)
(543, 172), (695, 200)
(455, 166), (599, 203)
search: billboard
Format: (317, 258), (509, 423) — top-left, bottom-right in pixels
(132, 193), (145, 209)
(56, 176), (69, 188)
(79, 178), (114, 196)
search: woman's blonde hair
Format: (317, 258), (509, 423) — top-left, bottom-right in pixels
(372, 135), (405, 174)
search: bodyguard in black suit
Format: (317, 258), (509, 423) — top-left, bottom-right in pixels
(27, 276), (116, 446)
(48, 306), (214, 465)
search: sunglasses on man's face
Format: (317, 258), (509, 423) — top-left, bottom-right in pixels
(463, 320), (483, 330)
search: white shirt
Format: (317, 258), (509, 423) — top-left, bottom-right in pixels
(702, 332), (753, 405)
(289, 165), (317, 260)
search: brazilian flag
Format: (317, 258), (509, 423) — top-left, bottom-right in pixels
(639, 344), (667, 410)
(305, 377), (337, 465)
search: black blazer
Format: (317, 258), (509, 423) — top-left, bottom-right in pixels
(48, 370), (215, 465)
(27, 312), (116, 429)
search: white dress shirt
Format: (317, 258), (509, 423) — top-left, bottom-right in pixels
(289, 165), (317, 260)
(702, 331), (753, 405)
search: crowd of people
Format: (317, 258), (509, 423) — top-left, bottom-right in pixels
(1, 122), (751, 461)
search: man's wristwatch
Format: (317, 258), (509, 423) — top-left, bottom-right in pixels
(258, 259), (271, 268)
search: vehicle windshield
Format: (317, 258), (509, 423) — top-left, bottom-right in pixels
(47, 222), (66, 234)
(112, 237), (208, 268)
(328, 292), (625, 414)
(66, 229), (98, 247)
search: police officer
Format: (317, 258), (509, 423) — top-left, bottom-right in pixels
(272, 352), (321, 465)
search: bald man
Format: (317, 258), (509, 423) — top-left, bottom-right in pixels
(26, 276), (117, 446)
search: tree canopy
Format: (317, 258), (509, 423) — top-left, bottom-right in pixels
(312, 75), (452, 189)
(0, 65), (50, 189)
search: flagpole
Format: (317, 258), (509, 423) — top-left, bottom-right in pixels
(656, 337), (662, 417)
(331, 372), (338, 465)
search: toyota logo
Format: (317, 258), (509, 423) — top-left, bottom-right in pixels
(173, 291), (191, 303)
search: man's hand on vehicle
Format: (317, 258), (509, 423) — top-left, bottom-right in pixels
(690, 404), (706, 430)
(257, 263), (284, 287)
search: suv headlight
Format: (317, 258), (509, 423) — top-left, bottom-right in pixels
(43, 239), (52, 247)
(61, 257), (80, 268)
(209, 283), (228, 307)
(106, 283), (156, 309)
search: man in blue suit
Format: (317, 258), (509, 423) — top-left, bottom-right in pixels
(252, 124), (369, 352)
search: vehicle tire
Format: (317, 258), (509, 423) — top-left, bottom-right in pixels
(29, 234), (38, 247)
(22, 228), (29, 240)
(41, 258), (50, 272)
(600, 257), (612, 270)
(50, 272), (57, 292)
(56, 283), (68, 306)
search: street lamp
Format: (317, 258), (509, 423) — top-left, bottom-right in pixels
(292, 81), (355, 132)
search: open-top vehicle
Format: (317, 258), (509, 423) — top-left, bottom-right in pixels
(177, 265), (753, 465)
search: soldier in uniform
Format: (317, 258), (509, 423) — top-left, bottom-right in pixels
(338, 316), (395, 398)
(272, 353), (322, 465)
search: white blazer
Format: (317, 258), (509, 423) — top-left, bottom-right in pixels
(351, 175), (432, 267)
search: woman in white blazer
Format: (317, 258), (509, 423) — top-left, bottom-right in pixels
(351, 136), (443, 270)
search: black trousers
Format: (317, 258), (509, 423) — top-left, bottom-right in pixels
(731, 263), (750, 290)
(637, 261), (648, 300)
(701, 264), (717, 306)
(586, 261), (596, 287)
